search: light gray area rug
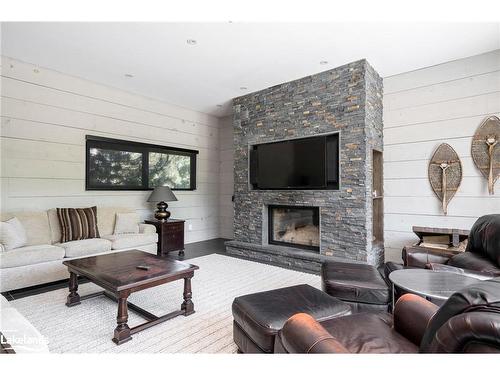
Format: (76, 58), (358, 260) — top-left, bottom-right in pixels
(10, 254), (321, 353)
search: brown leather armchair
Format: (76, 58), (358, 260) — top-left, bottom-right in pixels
(403, 214), (500, 278)
(276, 277), (500, 353)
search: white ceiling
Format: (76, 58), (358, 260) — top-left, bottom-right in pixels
(1, 22), (499, 117)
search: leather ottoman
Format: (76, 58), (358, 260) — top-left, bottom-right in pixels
(321, 261), (390, 313)
(232, 284), (351, 353)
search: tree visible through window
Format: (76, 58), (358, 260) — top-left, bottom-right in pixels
(88, 148), (143, 187)
(86, 136), (198, 190)
(149, 152), (191, 189)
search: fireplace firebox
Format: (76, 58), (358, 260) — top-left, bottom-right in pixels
(268, 205), (320, 251)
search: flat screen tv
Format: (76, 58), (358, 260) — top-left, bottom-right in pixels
(250, 133), (339, 190)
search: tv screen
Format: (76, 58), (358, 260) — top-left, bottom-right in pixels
(254, 136), (329, 189)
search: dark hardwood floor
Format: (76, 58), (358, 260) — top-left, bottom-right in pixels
(2, 238), (230, 301)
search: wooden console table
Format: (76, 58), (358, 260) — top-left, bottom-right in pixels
(412, 226), (469, 247)
(145, 219), (185, 257)
(402, 226), (470, 266)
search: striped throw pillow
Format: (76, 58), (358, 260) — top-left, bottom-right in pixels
(56, 206), (100, 243)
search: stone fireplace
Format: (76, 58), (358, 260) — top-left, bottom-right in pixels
(225, 59), (383, 273)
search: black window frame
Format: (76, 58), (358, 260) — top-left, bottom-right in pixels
(85, 135), (198, 191)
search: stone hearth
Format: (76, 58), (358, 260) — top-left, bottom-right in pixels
(226, 59), (383, 272)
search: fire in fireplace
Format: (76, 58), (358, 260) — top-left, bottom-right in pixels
(268, 205), (320, 251)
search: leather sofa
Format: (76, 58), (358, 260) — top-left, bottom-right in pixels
(276, 277), (500, 353)
(0, 207), (158, 292)
(402, 214), (500, 278)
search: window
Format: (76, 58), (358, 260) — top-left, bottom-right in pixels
(86, 136), (198, 190)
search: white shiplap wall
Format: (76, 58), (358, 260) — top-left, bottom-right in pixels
(0, 56), (223, 244)
(218, 115), (234, 239)
(383, 50), (500, 262)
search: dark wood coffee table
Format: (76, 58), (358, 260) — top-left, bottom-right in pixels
(63, 250), (199, 345)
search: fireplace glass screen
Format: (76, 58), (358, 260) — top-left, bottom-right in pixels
(268, 205), (319, 251)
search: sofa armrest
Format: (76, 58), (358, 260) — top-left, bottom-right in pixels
(426, 263), (493, 280)
(424, 312), (500, 353)
(393, 294), (438, 346)
(403, 246), (455, 268)
(139, 223), (156, 235)
(279, 313), (349, 354)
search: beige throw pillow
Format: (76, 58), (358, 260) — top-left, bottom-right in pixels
(114, 213), (140, 235)
(0, 217), (28, 250)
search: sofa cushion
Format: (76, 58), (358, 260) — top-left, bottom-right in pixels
(0, 217), (28, 250)
(1, 211), (51, 246)
(113, 213), (140, 234)
(56, 206), (100, 243)
(320, 312), (418, 353)
(97, 207), (135, 236)
(102, 233), (158, 250)
(448, 251), (500, 276)
(232, 284), (351, 353)
(58, 238), (111, 258)
(0, 245), (65, 269)
(48, 207), (135, 243)
(321, 261), (391, 305)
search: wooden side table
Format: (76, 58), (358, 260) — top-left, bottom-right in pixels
(145, 219), (185, 256)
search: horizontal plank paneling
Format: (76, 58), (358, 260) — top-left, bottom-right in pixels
(2, 97), (218, 150)
(385, 70), (500, 109)
(385, 196), (499, 217)
(384, 137), (472, 162)
(385, 157), (479, 179)
(2, 77), (217, 138)
(385, 177), (491, 197)
(384, 91), (500, 128)
(385, 213), (477, 233)
(1, 57), (225, 244)
(1, 56), (218, 127)
(385, 115), (492, 144)
(1, 117), (221, 162)
(382, 51), (500, 258)
(384, 50), (500, 94)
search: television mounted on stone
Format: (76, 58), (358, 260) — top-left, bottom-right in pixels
(249, 133), (339, 190)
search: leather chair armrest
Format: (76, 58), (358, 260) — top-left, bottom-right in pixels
(426, 263), (493, 280)
(393, 294), (439, 347)
(139, 223), (156, 235)
(403, 246), (454, 268)
(279, 313), (349, 354)
(425, 312), (500, 353)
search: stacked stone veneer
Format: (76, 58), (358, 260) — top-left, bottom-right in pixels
(226, 59), (383, 269)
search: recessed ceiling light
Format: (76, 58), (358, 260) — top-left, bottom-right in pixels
(320, 61), (328, 65)
(240, 86), (248, 90)
(124, 73), (134, 78)
(187, 39), (197, 45)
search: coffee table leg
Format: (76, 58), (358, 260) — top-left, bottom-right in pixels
(112, 294), (132, 345)
(66, 272), (81, 307)
(392, 283), (396, 312)
(181, 277), (194, 316)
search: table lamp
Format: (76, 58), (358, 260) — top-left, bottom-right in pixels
(147, 186), (178, 220)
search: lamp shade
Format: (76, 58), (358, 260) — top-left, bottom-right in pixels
(147, 186), (178, 202)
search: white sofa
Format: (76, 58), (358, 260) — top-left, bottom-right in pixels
(1, 294), (49, 353)
(0, 207), (158, 292)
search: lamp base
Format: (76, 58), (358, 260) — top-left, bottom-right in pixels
(154, 201), (171, 221)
